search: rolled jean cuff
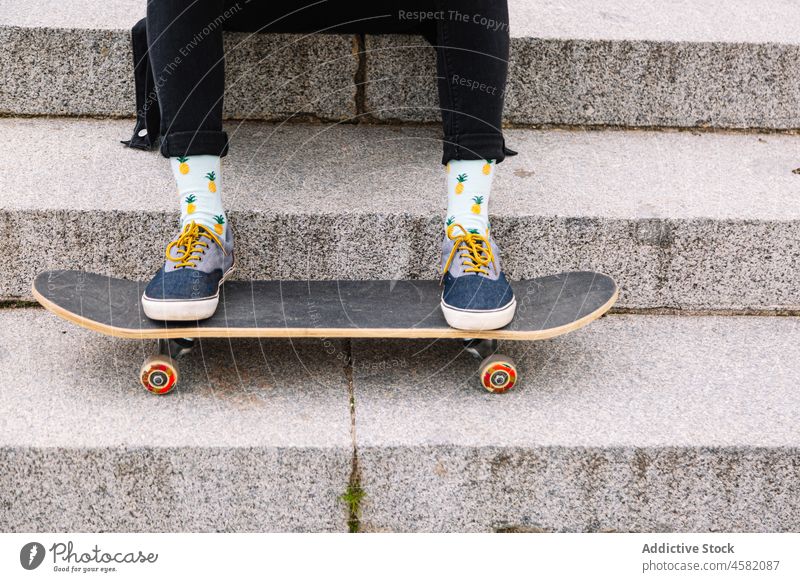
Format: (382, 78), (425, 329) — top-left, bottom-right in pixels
(441, 132), (508, 165)
(159, 130), (230, 158)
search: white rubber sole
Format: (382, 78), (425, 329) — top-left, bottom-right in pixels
(141, 267), (234, 322)
(141, 295), (220, 321)
(441, 297), (517, 331)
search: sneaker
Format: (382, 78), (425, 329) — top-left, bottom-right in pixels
(142, 221), (234, 321)
(440, 224), (516, 330)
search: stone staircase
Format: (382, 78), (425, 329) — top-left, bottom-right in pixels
(1, 0), (799, 532)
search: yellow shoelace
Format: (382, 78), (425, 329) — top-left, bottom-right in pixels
(165, 221), (224, 268)
(442, 223), (496, 279)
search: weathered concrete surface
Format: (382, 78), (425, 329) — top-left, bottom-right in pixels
(0, 0), (357, 119)
(0, 309), (352, 532)
(3, 118), (800, 311)
(512, 0), (800, 44)
(3, 0), (800, 128)
(365, 0), (800, 128)
(2, 309), (799, 532)
(353, 314), (800, 532)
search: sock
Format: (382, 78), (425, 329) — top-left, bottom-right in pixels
(444, 159), (495, 236)
(171, 154), (227, 237)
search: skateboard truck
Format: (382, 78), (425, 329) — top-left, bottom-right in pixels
(140, 338), (194, 395)
(463, 338), (497, 359)
(463, 338), (518, 394)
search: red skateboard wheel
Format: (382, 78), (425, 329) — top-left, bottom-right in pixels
(479, 355), (518, 393)
(140, 355), (179, 395)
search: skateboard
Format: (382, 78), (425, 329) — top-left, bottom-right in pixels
(32, 270), (618, 395)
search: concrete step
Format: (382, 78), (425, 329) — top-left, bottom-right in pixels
(353, 313), (800, 532)
(369, 0), (800, 129)
(2, 308), (798, 531)
(2, 0), (800, 128)
(0, 0), (358, 121)
(3, 117), (800, 311)
(0, 309), (354, 532)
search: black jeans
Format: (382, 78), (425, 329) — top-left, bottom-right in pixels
(144, 0), (510, 164)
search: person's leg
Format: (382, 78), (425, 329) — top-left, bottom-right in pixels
(141, 0), (235, 320)
(147, 0), (229, 158)
(248, 0), (514, 330)
(433, 1), (510, 165)
(141, 0), (373, 321)
(147, 0), (230, 239)
(280, 0), (513, 329)
(430, 1), (515, 330)
(436, 0), (508, 239)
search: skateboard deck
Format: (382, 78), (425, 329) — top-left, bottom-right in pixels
(32, 269), (618, 394)
(33, 270), (617, 340)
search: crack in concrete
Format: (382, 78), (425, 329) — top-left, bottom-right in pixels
(341, 338), (365, 532)
(611, 307), (800, 317)
(353, 34), (369, 120)
(0, 300), (40, 309)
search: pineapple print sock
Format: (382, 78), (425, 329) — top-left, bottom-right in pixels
(444, 159), (495, 235)
(171, 154), (227, 237)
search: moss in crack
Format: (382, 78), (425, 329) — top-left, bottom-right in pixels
(340, 480), (365, 533)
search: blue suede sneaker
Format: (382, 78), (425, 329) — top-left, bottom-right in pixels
(142, 221), (234, 321)
(440, 224), (516, 330)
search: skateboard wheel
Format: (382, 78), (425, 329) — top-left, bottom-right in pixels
(140, 355), (179, 395)
(479, 355), (517, 393)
